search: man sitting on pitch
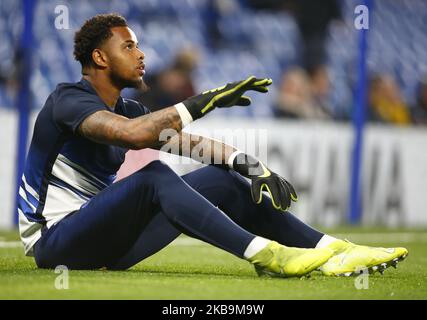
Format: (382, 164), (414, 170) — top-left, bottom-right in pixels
(18, 14), (407, 277)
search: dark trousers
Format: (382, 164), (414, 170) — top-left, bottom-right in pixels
(34, 161), (323, 270)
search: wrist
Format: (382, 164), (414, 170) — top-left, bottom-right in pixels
(227, 150), (243, 169)
(174, 102), (194, 127)
(228, 152), (265, 177)
(182, 98), (203, 121)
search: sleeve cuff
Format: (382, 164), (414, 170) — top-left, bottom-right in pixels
(174, 102), (194, 127)
(227, 150), (244, 169)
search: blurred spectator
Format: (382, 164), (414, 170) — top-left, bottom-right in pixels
(0, 49), (22, 107)
(246, 0), (342, 70)
(204, 0), (239, 49)
(292, 0), (341, 71)
(368, 74), (411, 126)
(134, 47), (199, 111)
(308, 65), (333, 116)
(410, 78), (427, 125)
(273, 67), (330, 119)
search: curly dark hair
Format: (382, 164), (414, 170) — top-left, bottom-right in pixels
(74, 13), (128, 67)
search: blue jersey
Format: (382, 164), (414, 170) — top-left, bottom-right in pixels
(18, 78), (150, 255)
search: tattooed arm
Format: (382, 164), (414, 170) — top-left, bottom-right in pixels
(77, 106), (183, 150)
(77, 76), (273, 150)
(156, 131), (237, 167)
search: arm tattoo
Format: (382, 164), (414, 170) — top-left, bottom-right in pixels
(77, 106), (183, 149)
(159, 132), (237, 167)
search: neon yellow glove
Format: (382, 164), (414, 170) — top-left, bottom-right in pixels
(182, 76), (272, 120)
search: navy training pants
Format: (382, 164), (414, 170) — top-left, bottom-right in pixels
(34, 161), (323, 270)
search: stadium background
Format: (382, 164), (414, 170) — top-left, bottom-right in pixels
(1, 0), (427, 230)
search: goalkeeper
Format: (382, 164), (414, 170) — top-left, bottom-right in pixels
(18, 14), (407, 278)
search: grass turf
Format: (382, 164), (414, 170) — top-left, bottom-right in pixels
(0, 227), (426, 300)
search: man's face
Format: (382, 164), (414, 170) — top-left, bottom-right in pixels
(102, 26), (147, 90)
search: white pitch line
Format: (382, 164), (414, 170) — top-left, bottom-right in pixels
(168, 232), (427, 247)
(0, 238), (205, 249)
(0, 238), (206, 249)
(331, 232), (427, 244)
(169, 237), (206, 247)
(0, 241), (22, 248)
(1, 233), (427, 249)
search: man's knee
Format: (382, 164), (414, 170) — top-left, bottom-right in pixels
(186, 165), (242, 191)
(207, 165), (236, 182)
(206, 167), (251, 197)
(209, 165), (248, 185)
(140, 160), (171, 171)
(135, 160), (181, 186)
(137, 160), (176, 176)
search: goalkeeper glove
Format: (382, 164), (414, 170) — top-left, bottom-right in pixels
(182, 76), (272, 120)
(230, 152), (298, 211)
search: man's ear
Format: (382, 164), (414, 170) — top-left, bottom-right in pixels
(92, 49), (108, 68)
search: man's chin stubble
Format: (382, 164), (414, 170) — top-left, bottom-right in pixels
(137, 78), (150, 92)
(128, 78), (149, 92)
(112, 73), (149, 92)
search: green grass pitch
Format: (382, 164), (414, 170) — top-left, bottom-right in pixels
(0, 227), (426, 300)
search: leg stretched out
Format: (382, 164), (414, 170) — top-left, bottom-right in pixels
(111, 164), (332, 274)
(180, 166), (408, 277)
(180, 165), (324, 248)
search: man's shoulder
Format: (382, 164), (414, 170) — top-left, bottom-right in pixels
(53, 79), (98, 102)
(46, 79), (106, 132)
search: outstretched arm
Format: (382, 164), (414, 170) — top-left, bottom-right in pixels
(77, 76), (272, 150)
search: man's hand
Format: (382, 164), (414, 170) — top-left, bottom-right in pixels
(182, 76), (272, 120)
(230, 152), (298, 211)
(249, 161), (298, 211)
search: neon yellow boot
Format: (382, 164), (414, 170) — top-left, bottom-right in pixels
(319, 239), (408, 276)
(248, 241), (334, 278)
